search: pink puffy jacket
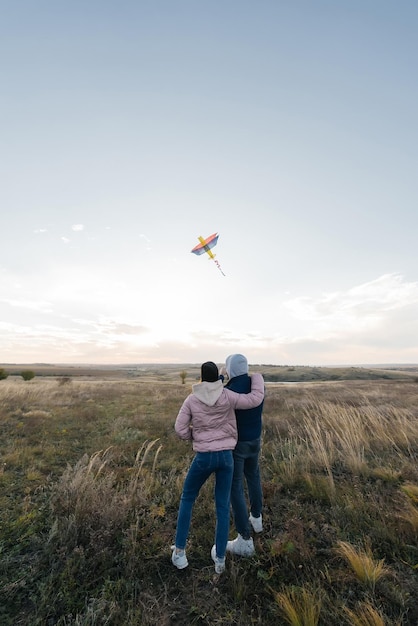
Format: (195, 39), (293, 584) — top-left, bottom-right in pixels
(175, 373), (265, 452)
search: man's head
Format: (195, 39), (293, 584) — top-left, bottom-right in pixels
(225, 354), (248, 378)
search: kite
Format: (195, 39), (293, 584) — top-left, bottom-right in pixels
(191, 233), (226, 276)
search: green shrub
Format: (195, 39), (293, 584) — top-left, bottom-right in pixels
(0, 367), (8, 380)
(21, 370), (35, 381)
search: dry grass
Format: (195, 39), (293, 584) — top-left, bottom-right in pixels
(400, 482), (418, 503)
(335, 541), (391, 589)
(264, 389), (418, 499)
(272, 585), (322, 626)
(343, 602), (398, 626)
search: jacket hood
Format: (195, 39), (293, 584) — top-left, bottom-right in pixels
(192, 379), (224, 406)
(226, 353), (248, 378)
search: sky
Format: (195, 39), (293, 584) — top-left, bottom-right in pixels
(1, 0), (418, 366)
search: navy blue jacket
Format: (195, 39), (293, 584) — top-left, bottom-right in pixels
(226, 374), (264, 441)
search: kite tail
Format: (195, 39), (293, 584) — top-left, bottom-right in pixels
(214, 259), (226, 276)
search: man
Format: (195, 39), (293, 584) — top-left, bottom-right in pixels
(223, 354), (264, 557)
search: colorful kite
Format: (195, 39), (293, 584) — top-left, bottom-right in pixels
(191, 233), (226, 276)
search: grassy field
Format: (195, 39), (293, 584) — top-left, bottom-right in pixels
(1, 367), (418, 625)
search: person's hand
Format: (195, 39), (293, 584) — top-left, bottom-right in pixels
(219, 366), (227, 377)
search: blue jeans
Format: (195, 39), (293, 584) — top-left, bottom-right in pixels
(175, 450), (234, 559)
(231, 438), (263, 539)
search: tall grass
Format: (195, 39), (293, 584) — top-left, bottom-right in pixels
(335, 541), (390, 590)
(343, 602), (398, 626)
(264, 392), (418, 489)
(272, 585), (322, 626)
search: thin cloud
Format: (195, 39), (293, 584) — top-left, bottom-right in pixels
(284, 274), (418, 332)
(139, 234), (152, 250)
(0, 297), (53, 313)
(61, 237), (70, 244)
(71, 224), (85, 231)
(97, 320), (149, 336)
(71, 318), (150, 336)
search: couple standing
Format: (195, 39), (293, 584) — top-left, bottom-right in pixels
(171, 354), (264, 574)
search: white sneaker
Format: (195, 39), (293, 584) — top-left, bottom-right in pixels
(226, 534), (255, 557)
(171, 545), (188, 569)
(211, 545), (226, 574)
(249, 513), (263, 533)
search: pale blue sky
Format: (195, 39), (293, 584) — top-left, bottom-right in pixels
(1, 1), (417, 365)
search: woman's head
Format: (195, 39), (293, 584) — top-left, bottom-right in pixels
(201, 361), (219, 382)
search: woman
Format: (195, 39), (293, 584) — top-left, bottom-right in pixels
(171, 361), (265, 574)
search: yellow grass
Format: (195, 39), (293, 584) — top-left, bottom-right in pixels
(400, 482), (418, 503)
(273, 586), (322, 626)
(343, 602), (391, 626)
(335, 541), (390, 589)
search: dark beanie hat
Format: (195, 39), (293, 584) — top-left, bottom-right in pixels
(201, 361), (219, 382)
